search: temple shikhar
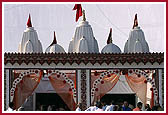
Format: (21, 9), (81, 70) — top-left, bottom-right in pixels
(4, 6), (164, 111)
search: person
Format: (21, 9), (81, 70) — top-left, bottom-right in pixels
(85, 102), (98, 111)
(95, 102), (103, 111)
(113, 105), (119, 111)
(133, 102), (143, 111)
(105, 100), (115, 111)
(122, 101), (132, 111)
(76, 103), (82, 111)
(145, 104), (151, 111)
(47, 105), (52, 111)
(7, 102), (14, 111)
(101, 101), (108, 111)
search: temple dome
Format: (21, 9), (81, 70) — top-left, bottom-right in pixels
(102, 43), (121, 53)
(18, 14), (43, 53)
(45, 31), (65, 53)
(124, 14), (149, 53)
(101, 28), (121, 53)
(68, 10), (99, 53)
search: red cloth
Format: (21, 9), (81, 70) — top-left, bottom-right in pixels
(73, 4), (82, 22)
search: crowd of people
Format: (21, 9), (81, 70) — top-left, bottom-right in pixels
(7, 101), (163, 111)
(76, 100), (163, 111)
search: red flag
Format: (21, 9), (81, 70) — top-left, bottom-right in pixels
(73, 4), (82, 22)
(107, 28), (112, 44)
(27, 14), (32, 27)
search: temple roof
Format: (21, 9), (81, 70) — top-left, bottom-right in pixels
(102, 28), (121, 53)
(45, 31), (65, 53)
(124, 14), (149, 53)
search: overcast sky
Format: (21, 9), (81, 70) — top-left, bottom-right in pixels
(3, 3), (165, 53)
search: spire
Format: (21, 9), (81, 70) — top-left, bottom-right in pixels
(49, 31), (57, 47)
(82, 10), (86, 21)
(27, 14), (32, 27)
(132, 14), (138, 29)
(107, 28), (113, 44)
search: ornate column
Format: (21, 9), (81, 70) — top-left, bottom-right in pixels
(77, 69), (90, 111)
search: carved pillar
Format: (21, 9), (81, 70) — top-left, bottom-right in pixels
(77, 69), (90, 111)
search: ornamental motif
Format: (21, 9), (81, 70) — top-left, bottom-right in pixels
(4, 53), (164, 65)
(80, 70), (87, 110)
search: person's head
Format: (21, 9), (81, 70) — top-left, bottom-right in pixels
(96, 102), (102, 109)
(113, 105), (118, 111)
(145, 104), (150, 109)
(123, 101), (129, 107)
(137, 102), (143, 109)
(9, 102), (14, 108)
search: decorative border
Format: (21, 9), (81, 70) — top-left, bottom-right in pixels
(10, 70), (40, 102)
(47, 70), (77, 103)
(4, 53), (164, 65)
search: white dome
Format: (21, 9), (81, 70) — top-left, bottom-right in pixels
(77, 37), (88, 53)
(46, 44), (65, 53)
(101, 43), (121, 53)
(45, 31), (65, 53)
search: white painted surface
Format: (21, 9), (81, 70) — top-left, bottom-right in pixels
(124, 27), (149, 53)
(5, 69), (9, 110)
(68, 20), (99, 53)
(19, 27), (43, 53)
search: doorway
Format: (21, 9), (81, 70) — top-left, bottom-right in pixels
(35, 93), (70, 111)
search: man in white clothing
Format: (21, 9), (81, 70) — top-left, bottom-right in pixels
(105, 100), (115, 111)
(85, 102), (98, 111)
(76, 103), (82, 111)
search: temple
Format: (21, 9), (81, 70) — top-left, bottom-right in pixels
(4, 11), (164, 112)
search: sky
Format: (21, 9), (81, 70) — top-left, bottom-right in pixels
(3, 3), (165, 53)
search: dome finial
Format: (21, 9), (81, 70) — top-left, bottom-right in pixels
(27, 14), (32, 27)
(107, 28), (113, 44)
(82, 10), (86, 21)
(49, 31), (57, 47)
(133, 14), (138, 29)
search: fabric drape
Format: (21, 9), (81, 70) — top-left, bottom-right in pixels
(125, 73), (147, 105)
(13, 70), (43, 110)
(48, 73), (76, 111)
(91, 72), (120, 104)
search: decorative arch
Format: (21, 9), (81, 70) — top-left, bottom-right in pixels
(10, 69), (42, 103)
(127, 69), (158, 103)
(91, 69), (121, 103)
(46, 70), (77, 103)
